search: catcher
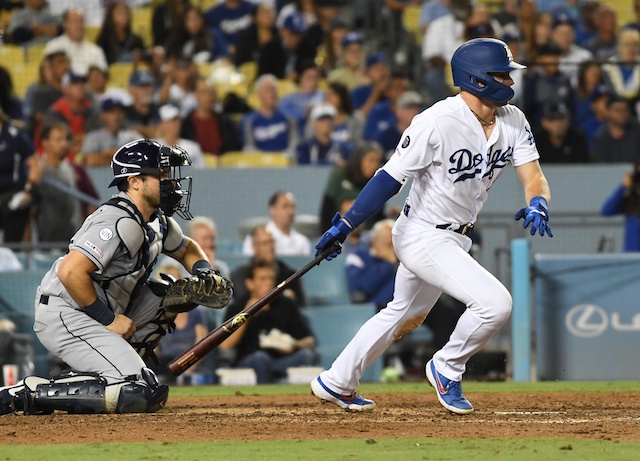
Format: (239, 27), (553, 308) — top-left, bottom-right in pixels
(0, 139), (233, 415)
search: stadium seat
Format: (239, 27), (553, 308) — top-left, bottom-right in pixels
(0, 45), (25, 66)
(26, 43), (46, 63)
(302, 258), (350, 305)
(402, 5), (423, 45)
(130, 6), (153, 48)
(10, 62), (40, 98)
(203, 154), (219, 168)
(238, 61), (258, 84)
(218, 152), (291, 168)
(300, 303), (382, 382)
(84, 26), (101, 43)
(108, 62), (134, 89)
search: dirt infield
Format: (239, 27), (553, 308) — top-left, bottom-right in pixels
(2, 391), (639, 444)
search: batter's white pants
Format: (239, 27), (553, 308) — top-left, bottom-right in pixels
(320, 222), (512, 394)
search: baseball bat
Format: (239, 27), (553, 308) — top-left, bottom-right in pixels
(168, 241), (341, 376)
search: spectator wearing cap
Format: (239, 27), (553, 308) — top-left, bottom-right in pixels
(326, 31), (367, 91)
(204, 0), (256, 49)
(582, 4), (618, 61)
(239, 74), (299, 155)
(79, 97), (142, 167)
(276, 12), (314, 80)
(592, 96), (640, 163)
(376, 91), (424, 159)
(523, 42), (576, 131)
(363, 72), (411, 141)
(574, 61), (605, 130)
(352, 52), (390, 116)
(533, 101), (589, 164)
(276, 0), (317, 31)
(601, 29), (640, 109)
(7, 0), (61, 48)
(278, 64), (325, 134)
(155, 105), (205, 168)
(42, 9), (108, 75)
(181, 77), (242, 159)
(295, 102), (352, 166)
(42, 71), (101, 160)
(234, 4), (288, 79)
(550, 10), (593, 84)
(124, 70), (160, 138)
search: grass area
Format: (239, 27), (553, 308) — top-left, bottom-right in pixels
(2, 438), (638, 461)
(170, 380), (640, 398)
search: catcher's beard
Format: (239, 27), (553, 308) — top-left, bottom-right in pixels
(141, 182), (161, 210)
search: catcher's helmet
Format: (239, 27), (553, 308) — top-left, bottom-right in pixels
(451, 38), (525, 104)
(109, 138), (194, 220)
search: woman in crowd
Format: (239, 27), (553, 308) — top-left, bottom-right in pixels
(319, 141), (384, 231)
(166, 5), (229, 63)
(96, 1), (145, 65)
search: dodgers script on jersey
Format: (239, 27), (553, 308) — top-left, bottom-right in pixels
(383, 94), (539, 226)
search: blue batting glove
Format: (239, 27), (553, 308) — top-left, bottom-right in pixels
(515, 196), (553, 237)
(315, 212), (352, 260)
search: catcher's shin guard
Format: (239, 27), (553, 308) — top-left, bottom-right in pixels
(1, 369), (168, 415)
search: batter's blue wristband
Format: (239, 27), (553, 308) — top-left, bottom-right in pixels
(83, 298), (116, 326)
(192, 259), (211, 274)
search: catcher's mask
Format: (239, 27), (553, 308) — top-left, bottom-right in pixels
(109, 138), (194, 220)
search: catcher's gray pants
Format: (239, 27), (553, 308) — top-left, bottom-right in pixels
(34, 286), (163, 384)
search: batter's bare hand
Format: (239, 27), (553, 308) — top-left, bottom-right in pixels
(107, 314), (136, 339)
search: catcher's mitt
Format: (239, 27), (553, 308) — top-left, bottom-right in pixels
(161, 269), (234, 313)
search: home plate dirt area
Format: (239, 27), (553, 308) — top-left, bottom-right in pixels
(1, 391), (639, 444)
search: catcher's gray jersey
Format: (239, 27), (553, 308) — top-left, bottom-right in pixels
(39, 191), (186, 316)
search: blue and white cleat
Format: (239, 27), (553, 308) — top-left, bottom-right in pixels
(426, 360), (474, 414)
(310, 376), (376, 412)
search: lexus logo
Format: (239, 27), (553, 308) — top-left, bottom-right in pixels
(565, 304), (608, 338)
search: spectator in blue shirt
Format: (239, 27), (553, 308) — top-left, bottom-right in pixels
(278, 63), (325, 133)
(602, 163), (640, 251)
(296, 102), (352, 165)
(351, 52), (390, 116)
(239, 74), (299, 154)
(205, 0), (256, 49)
(345, 219), (398, 309)
(376, 90), (424, 158)
(363, 72), (411, 141)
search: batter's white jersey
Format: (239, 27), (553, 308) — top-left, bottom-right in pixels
(383, 94), (540, 227)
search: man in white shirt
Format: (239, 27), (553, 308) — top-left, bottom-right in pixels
(242, 191), (311, 256)
(155, 105), (205, 169)
(43, 8), (108, 74)
(421, 0), (471, 104)
(551, 11), (593, 85)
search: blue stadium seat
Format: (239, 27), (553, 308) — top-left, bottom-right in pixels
(301, 303), (381, 382)
(300, 258), (351, 305)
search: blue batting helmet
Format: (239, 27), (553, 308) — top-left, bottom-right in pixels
(451, 38), (525, 104)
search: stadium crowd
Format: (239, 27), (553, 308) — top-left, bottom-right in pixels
(0, 0), (638, 246)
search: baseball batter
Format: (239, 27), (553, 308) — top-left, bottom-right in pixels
(311, 38), (552, 414)
(1, 139), (232, 415)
